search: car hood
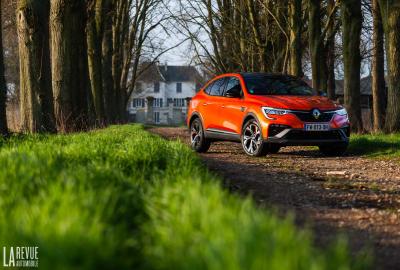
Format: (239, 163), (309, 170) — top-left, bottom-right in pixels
(249, 95), (340, 111)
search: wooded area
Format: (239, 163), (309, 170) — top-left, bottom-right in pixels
(0, 0), (400, 134)
(173, 0), (400, 133)
(0, 0), (169, 133)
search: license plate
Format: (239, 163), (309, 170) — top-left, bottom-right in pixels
(304, 123), (330, 131)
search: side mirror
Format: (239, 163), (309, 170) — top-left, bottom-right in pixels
(225, 85), (242, 98)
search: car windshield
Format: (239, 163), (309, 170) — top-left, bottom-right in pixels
(243, 75), (316, 96)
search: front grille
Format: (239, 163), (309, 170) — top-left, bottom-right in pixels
(292, 111), (334, 122)
(286, 130), (342, 141)
(268, 124), (291, 137)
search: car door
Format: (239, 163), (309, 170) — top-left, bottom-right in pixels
(220, 76), (246, 134)
(200, 78), (227, 130)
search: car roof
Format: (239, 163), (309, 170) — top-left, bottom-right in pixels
(238, 72), (299, 79)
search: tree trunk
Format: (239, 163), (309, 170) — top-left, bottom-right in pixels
(372, 0), (386, 132)
(112, 0), (130, 123)
(308, 0), (326, 90)
(326, 45), (336, 100)
(17, 0), (56, 133)
(342, 0), (363, 133)
(87, 0), (105, 123)
(289, 0), (303, 77)
(112, 1), (123, 123)
(326, 0), (336, 100)
(0, 0), (8, 136)
(102, 0), (115, 123)
(379, 1), (400, 132)
(50, 0), (91, 132)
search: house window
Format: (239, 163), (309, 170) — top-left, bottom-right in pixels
(154, 82), (160, 93)
(154, 112), (160, 124)
(132, 98), (145, 108)
(176, 82), (182, 93)
(173, 98), (186, 107)
(153, 98), (163, 108)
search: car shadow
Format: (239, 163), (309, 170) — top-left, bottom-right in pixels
(214, 136), (400, 158)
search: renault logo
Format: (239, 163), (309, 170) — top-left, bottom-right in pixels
(312, 109), (321, 119)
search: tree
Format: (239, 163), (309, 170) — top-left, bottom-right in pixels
(102, 0), (116, 123)
(379, 0), (400, 132)
(17, 0), (55, 133)
(342, 0), (363, 133)
(289, 0), (303, 77)
(308, 0), (326, 90)
(87, 0), (106, 123)
(372, 0), (386, 132)
(173, 0), (292, 74)
(111, 0), (129, 122)
(2, 0), (19, 103)
(111, 0), (174, 122)
(325, 0), (337, 100)
(0, 0), (8, 136)
(50, 0), (91, 131)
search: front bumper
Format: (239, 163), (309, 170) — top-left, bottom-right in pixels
(258, 109), (350, 146)
(266, 127), (350, 146)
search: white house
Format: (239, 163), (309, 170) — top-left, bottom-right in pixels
(128, 63), (203, 125)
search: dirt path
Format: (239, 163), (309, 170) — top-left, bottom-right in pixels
(149, 127), (400, 270)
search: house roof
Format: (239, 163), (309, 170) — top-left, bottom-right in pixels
(136, 63), (164, 82)
(137, 63), (203, 83)
(160, 66), (202, 82)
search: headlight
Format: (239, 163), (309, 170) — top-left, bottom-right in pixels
(262, 107), (291, 120)
(335, 108), (348, 116)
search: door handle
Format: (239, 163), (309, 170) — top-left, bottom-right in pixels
(203, 103), (208, 106)
(221, 105), (225, 108)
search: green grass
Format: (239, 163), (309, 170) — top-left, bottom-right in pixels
(349, 133), (400, 158)
(0, 125), (367, 269)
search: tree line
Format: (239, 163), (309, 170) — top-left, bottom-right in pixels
(1, 0), (400, 135)
(173, 0), (400, 133)
(0, 0), (168, 135)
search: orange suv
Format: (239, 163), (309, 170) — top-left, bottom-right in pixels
(187, 73), (350, 157)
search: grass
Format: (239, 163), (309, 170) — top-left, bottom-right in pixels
(0, 125), (368, 269)
(349, 133), (400, 158)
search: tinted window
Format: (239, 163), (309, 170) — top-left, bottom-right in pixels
(243, 75), (315, 96)
(209, 78), (226, 96)
(224, 77), (242, 96)
(204, 82), (214, 94)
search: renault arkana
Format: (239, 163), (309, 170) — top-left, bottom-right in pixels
(187, 73), (350, 157)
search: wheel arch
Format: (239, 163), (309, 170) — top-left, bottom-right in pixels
(241, 113), (260, 131)
(241, 112), (266, 139)
(188, 112), (204, 129)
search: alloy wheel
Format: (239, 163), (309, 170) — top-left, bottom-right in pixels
(243, 122), (262, 154)
(191, 121), (202, 148)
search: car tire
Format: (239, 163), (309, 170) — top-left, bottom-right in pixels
(190, 118), (211, 153)
(319, 142), (349, 156)
(241, 119), (269, 157)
